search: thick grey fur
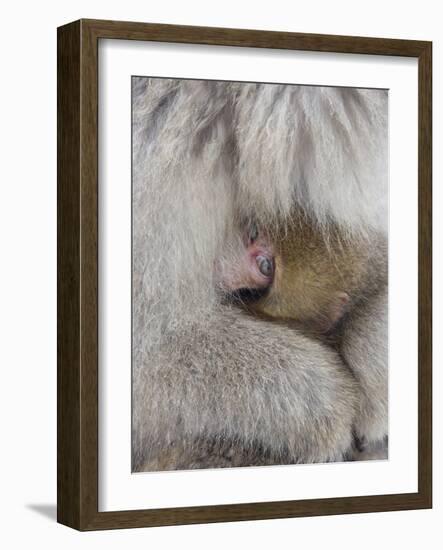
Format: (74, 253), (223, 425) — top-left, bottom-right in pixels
(132, 77), (388, 471)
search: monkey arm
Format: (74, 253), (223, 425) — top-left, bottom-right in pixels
(132, 308), (360, 472)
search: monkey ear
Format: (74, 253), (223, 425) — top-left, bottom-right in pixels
(322, 292), (351, 333)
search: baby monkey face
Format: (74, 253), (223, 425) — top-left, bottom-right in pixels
(221, 222), (353, 334)
(217, 223), (275, 293)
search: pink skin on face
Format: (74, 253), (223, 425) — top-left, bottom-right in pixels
(219, 233), (275, 292)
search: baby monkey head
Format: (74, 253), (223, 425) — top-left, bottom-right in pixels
(219, 218), (372, 334)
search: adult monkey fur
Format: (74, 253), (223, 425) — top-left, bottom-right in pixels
(132, 77), (388, 471)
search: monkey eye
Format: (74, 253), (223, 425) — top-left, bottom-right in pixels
(249, 223), (259, 243)
(256, 255), (273, 277)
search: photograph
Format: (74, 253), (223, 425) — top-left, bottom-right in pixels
(131, 77), (389, 472)
(1, 0), (437, 542)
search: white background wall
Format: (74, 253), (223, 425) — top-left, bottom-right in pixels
(0, 0), (440, 547)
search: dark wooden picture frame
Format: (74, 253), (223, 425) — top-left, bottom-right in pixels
(57, 18), (432, 531)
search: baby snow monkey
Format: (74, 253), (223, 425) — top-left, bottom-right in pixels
(219, 217), (385, 336)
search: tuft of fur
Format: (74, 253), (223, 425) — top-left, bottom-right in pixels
(234, 85), (388, 235)
(133, 78), (388, 238)
(132, 77), (388, 470)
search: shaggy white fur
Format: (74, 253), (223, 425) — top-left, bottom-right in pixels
(131, 77), (388, 470)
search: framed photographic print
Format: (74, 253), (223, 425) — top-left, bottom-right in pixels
(57, 19), (432, 530)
